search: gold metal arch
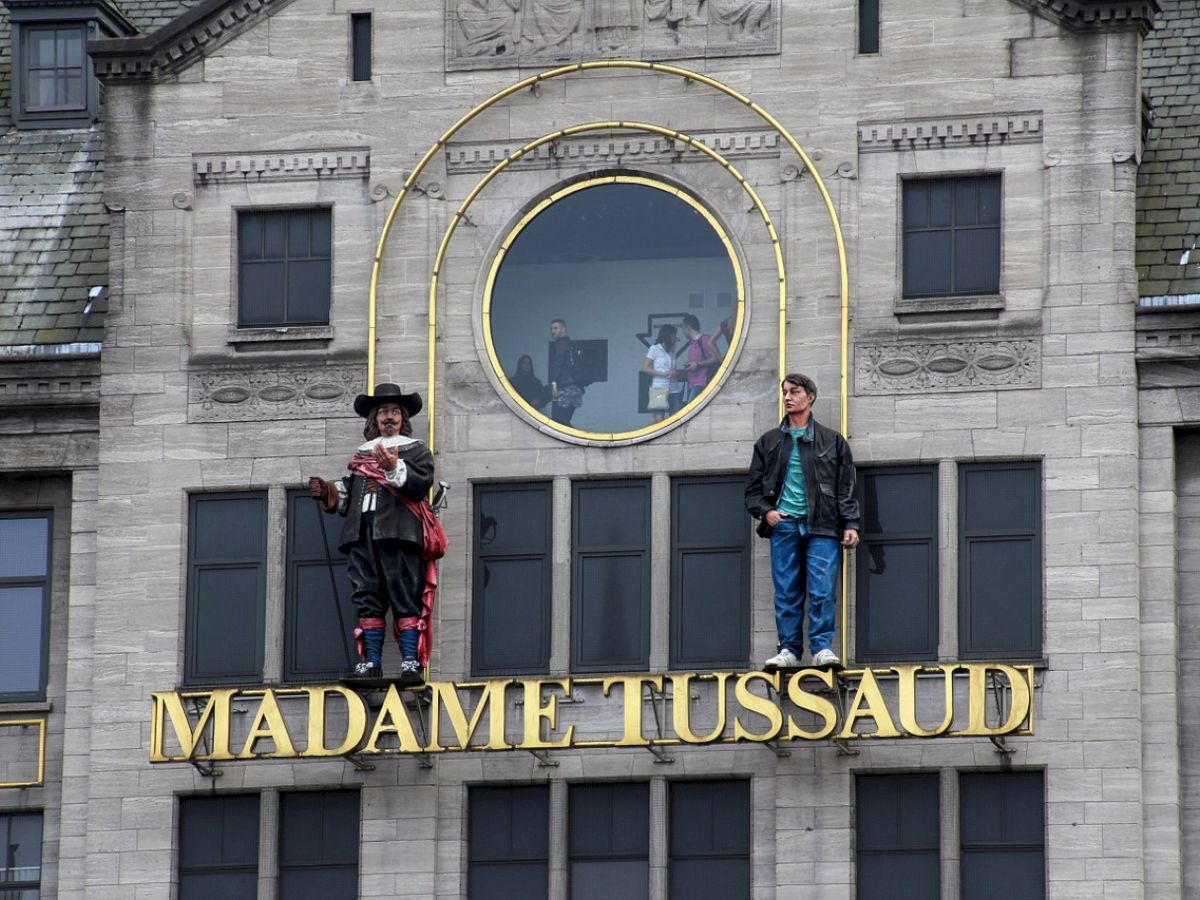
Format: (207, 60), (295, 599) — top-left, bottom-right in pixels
(368, 60), (850, 435)
(429, 126), (781, 445)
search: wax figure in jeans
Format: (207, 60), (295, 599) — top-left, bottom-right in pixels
(745, 374), (860, 669)
(307, 384), (435, 686)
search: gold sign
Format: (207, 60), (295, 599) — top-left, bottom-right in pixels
(149, 664), (1035, 763)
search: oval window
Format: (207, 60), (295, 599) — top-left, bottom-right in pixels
(484, 176), (744, 440)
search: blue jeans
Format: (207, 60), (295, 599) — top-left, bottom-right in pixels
(769, 517), (840, 656)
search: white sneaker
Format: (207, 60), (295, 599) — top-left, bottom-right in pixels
(764, 648), (801, 670)
(812, 648), (841, 667)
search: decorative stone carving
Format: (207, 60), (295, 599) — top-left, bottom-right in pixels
(446, 128), (780, 175)
(856, 339), (1040, 394)
(447, 0), (779, 70)
(192, 148), (370, 186)
(189, 363), (365, 422)
(858, 113), (1043, 153)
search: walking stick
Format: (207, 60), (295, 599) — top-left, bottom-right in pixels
(313, 495), (354, 670)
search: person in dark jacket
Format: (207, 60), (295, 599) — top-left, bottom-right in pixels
(510, 354), (550, 411)
(307, 383), (434, 684)
(745, 374), (860, 669)
(548, 318), (584, 425)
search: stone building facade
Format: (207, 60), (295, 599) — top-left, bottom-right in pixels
(4, 0), (1200, 897)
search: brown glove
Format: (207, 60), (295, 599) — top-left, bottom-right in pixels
(307, 477), (339, 512)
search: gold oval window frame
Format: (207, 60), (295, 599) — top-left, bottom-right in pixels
(482, 174), (746, 443)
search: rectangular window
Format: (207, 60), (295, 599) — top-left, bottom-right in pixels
(671, 477), (750, 668)
(572, 480), (651, 672)
(279, 791), (360, 899)
(0, 511), (52, 701)
(858, 0), (880, 54)
(178, 794), (260, 900)
(22, 24), (86, 112)
(351, 13), (372, 81)
(285, 489), (357, 681)
(0, 811), (42, 897)
(669, 781), (750, 900)
(469, 786), (550, 900)
(959, 463), (1041, 658)
(472, 483), (552, 676)
(960, 772), (1045, 900)
(237, 208), (332, 328)
(185, 492), (267, 684)
(903, 175), (1001, 299)
(856, 774), (940, 900)
(856, 467), (938, 661)
(569, 783), (649, 900)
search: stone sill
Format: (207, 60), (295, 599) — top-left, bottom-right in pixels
(0, 701), (52, 714)
(895, 294), (1005, 316)
(227, 325), (334, 347)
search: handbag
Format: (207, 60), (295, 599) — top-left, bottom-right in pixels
(647, 385), (669, 411)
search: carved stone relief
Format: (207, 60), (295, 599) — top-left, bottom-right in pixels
(856, 339), (1040, 394)
(188, 363), (365, 422)
(447, 0), (778, 70)
(445, 128), (780, 175)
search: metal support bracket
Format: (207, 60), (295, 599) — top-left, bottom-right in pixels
(189, 760), (222, 778)
(830, 672), (860, 756)
(526, 749), (559, 768)
(643, 681), (675, 764)
(762, 739), (791, 759)
(342, 753), (376, 773)
(988, 672), (1016, 756)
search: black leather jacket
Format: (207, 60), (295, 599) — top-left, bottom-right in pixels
(745, 417), (860, 539)
(337, 439), (435, 551)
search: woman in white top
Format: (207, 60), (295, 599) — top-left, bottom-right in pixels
(642, 323), (680, 423)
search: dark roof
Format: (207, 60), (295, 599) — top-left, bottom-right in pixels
(0, 0), (199, 349)
(1137, 0), (1200, 301)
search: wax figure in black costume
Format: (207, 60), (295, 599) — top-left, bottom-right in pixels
(307, 383), (443, 686)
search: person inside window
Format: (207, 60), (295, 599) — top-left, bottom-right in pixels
(680, 313), (719, 402)
(642, 324), (681, 422)
(510, 354), (550, 411)
(548, 318), (584, 425)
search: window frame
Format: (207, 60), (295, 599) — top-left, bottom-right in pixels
(472, 481), (554, 677)
(571, 479), (652, 673)
(568, 782), (650, 900)
(958, 461), (1042, 660)
(467, 785), (551, 900)
(184, 491), (268, 686)
(901, 174), (1002, 301)
(177, 794), (260, 900)
(350, 12), (373, 81)
(855, 466), (939, 662)
(670, 475), (751, 669)
(236, 207), (334, 329)
(855, 773), (941, 900)
(959, 771), (1046, 900)
(0, 510), (53, 703)
(277, 790), (361, 898)
(0, 810), (43, 895)
(857, 0), (880, 54)
(668, 780), (751, 900)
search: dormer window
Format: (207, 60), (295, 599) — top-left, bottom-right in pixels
(4, 0), (134, 128)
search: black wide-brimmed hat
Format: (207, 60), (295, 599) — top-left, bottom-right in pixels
(353, 383), (423, 419)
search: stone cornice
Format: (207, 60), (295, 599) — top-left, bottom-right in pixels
(446, 129), (781, 176)
(1010, 0), (1159, 34)
(89, 0), (299, 82)
(193, 148), (371, 185)
(859, 113), (1043, 153)
(0, 357), (100, 409)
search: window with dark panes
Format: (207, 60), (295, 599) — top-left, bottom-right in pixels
(237, 208), (332, 327)
(960, 772), (1045, 900)
(671, 477), (750, 669)
(22, 25), (86, 112)
(351, 13), (372, 81)
(0, 512), (51, 701)
(469, 786), (550, 900)
(570, 783), (649, 900)
(856, 467), (938, 661)
(856, 774), (940, 900)
(858, 0), (880, 54)
(0, 812), (42, 898)
(959, 463), (1041, 658)
(903, 175), (1001, 299)
(669, 781), (750, 900)
(473, 483), (552, 676)
(185, 493), (267, 684)
(572, 481), (650, 672)
(285, 489), (357, 681)
(178, 794), (260, 900)
(279, 791), (360, 900)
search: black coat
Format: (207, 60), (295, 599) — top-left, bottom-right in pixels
(337, 438), (435, 552)
(745, 417), (860, 540)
